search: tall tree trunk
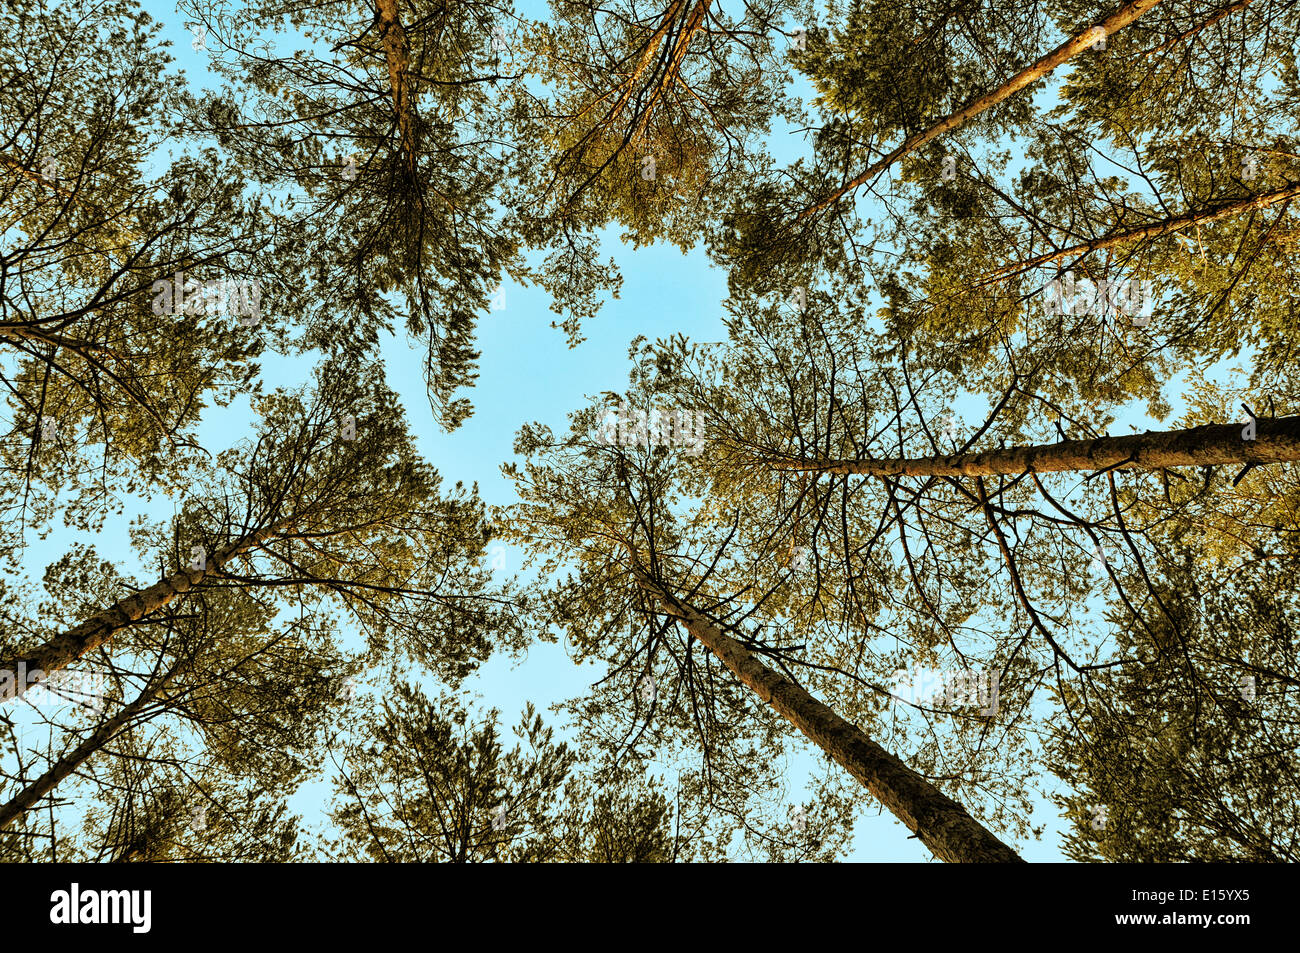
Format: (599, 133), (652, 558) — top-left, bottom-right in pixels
(797, 0), (1165, 221)
(981, 182), (1300, 284)
(0, 673), (169, 830)
(604, 0), (689, 123)
(374, 0), (417, 175)
(763, 415), (1300, 478)
(0, 524), (282, 689)
(629, 0), (711, 143)
(567, 0), (711, 179)
(0, 322), (110, 355)
(628, 559), (1024, 862)
(1140, 0), (1254, 58)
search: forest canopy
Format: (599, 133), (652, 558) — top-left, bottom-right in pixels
(1, 0), (1298, 864)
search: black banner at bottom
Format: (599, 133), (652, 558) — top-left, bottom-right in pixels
(1, 861), (1286, 943)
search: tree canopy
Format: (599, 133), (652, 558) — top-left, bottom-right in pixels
(1, 0), (1297, 865)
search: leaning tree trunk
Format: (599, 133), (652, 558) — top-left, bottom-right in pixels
(629, 560), (1024, 863)
(0, 524), (282, 690)
(603, 0), (695, 122)
(628, 0), (711, 143)
(981, 181), (1300, 284)
(797, 0), (1165, 220)
(763, 415), (1300, 478)
(0, 673), (170, 830)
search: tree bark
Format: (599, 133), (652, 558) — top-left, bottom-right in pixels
(0, 524), (282, 690)
(0, 153), (74, 199)
(605, 0), (689, 122)
(0, 322), (112, 355)
(981, 182), (1300, 284)
(374, 0), (417, 174)
(629, 0), (711, 143)
(629, 559), (1025, 862)
(0, 674), (169, 830)
(797, 0), (1165, 221)
(763, 415), (1300, 478)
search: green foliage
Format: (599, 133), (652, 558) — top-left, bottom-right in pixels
(1051, 557), (1300, 861)
(4, 0), (1299, 865)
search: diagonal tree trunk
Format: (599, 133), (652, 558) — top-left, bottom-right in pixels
(561, 0), (712, 196)
(981, 181), (1300, 285)
(0, 524), (283, 690)
(1, 153), (75, 200)
(0, 670), (173, 830)
(762, 415), (1300, 478)
(628, 0), (711, 144)
(627, 558), (1024, 862)
(797, 0), (1166, 221)
(1140, 0), (1254, 58)
(603, 0), (690, 123)
(0, 322), (113, 355)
